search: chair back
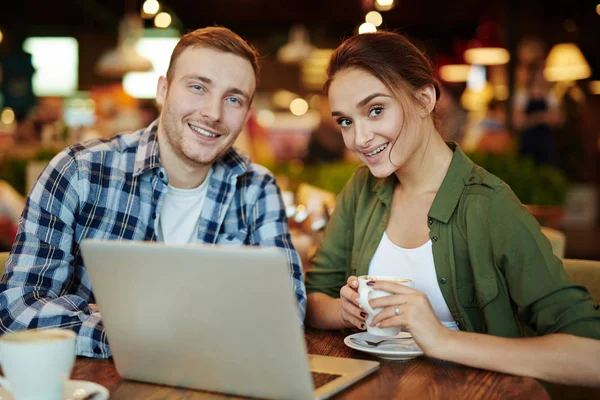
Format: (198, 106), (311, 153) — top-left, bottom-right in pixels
(562, 258), (600, 303)
(541, 227), (566, 258)
(0, 251), (9, 277)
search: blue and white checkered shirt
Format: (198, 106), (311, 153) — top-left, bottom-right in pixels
(0, 121), (306, 358)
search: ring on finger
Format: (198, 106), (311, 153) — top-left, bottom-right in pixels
(394, 305), (400, 316)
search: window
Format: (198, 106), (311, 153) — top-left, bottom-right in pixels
(23, 37), (78, 97)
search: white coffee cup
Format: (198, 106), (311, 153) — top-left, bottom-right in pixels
(0, 329), (76, 400)
(357, 275), (415, 337)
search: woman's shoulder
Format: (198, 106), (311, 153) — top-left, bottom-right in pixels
(461, 164), (525, 214)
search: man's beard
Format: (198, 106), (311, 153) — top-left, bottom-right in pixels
(160, 105), (231, 167)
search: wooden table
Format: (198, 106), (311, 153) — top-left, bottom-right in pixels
(69, 328), (553, 399)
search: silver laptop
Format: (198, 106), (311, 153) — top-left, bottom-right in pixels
(81, 239), (379, 399)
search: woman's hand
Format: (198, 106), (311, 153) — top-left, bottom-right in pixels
(367, 280), (451, 355)
(339, 276), (367, 330)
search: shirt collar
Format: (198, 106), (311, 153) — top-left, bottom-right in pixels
(373, 142), (475, 223)
(133, 119), (249, 179)
(133, 120), (161, 177)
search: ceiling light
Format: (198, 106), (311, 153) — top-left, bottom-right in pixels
(544, 43), (591, 82)
(256, 110), (275, 127)
(375, 0), (394, 11)
(358, 23), (377, 34)
(301, 48), (334, 90)
(143, 0), (160, 16)
(439, 64), (471, 83)
(1, 108), (15, 125)
(290, 98), (309, 116)
(154, 12), (172, 28)
(96, 14), (153, 78)
(365, 11), (383, 27)
(277, 25), (314, 64)
(464, 48), (510, 65)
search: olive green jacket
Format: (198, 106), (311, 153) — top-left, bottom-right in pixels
(306, 143), (600, 339)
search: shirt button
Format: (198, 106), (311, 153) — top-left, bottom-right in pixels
(594, 304), (599, 310)
(93, 346), (102, 354)
(469, 176), (475, 182)
(428, 218), (433, 226)
(439, 277), (447, 284)
(159, 171), (164, 179)
(152, 213), (157, 220)
(431, 236), (438, 242)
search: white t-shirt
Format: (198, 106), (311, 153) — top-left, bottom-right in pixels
(156, 170), (212, 245)
(369, 232), (459, 330)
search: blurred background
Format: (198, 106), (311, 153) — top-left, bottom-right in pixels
(0, 0), (599, 261)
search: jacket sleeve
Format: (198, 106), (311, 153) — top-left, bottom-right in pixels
(489, 189), (600, 340)
(0, 150), (111, 358)
(305, 168), (363, 299)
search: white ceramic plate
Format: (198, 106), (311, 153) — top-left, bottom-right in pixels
(0, 379), (109, 400)
(344, 332), (424, 360)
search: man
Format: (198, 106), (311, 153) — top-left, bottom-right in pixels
(0, 27), (306, 358)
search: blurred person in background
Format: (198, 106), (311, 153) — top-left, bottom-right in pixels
(513, 66), (562, 166)
(0, 30), (36, 125)
(305, 31), (600, 387)
(0, 26), (306, 358)
(435, 86), (467, 145)
(303, 95), (347, 165)
(474, 99), (514, 154)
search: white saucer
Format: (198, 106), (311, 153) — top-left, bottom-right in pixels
(0, 379), (109, 400)
(344, 332), (424, 361)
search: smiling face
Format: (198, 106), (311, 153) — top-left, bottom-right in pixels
(156, 46), (256, 168)
(328, 68), (425, 178)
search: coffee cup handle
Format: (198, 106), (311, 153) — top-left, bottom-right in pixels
(357, 287), (376, 315)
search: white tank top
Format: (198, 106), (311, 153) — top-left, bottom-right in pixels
(369, 232), (459, 330)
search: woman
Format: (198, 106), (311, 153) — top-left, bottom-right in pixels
(305, 31), (600, 386)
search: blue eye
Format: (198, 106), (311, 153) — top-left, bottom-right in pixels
(226, 97), (243, 107)
(369, 106), (383, 117)
(190, 84), (204, 92)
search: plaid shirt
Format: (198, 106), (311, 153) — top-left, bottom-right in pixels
(0, 121), (306, 358)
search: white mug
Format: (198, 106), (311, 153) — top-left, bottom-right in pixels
(357, 275), (415, 337)
(0, 329), (76, 400)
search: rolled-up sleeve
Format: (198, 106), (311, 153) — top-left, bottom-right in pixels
(490, 191), (600, 340)
(306, 170), (361, 299)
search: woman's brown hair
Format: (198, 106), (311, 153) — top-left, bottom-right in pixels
(324, 31), (440, 106)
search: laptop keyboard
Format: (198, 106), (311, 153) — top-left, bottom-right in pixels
(311, 371), (343, 389)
